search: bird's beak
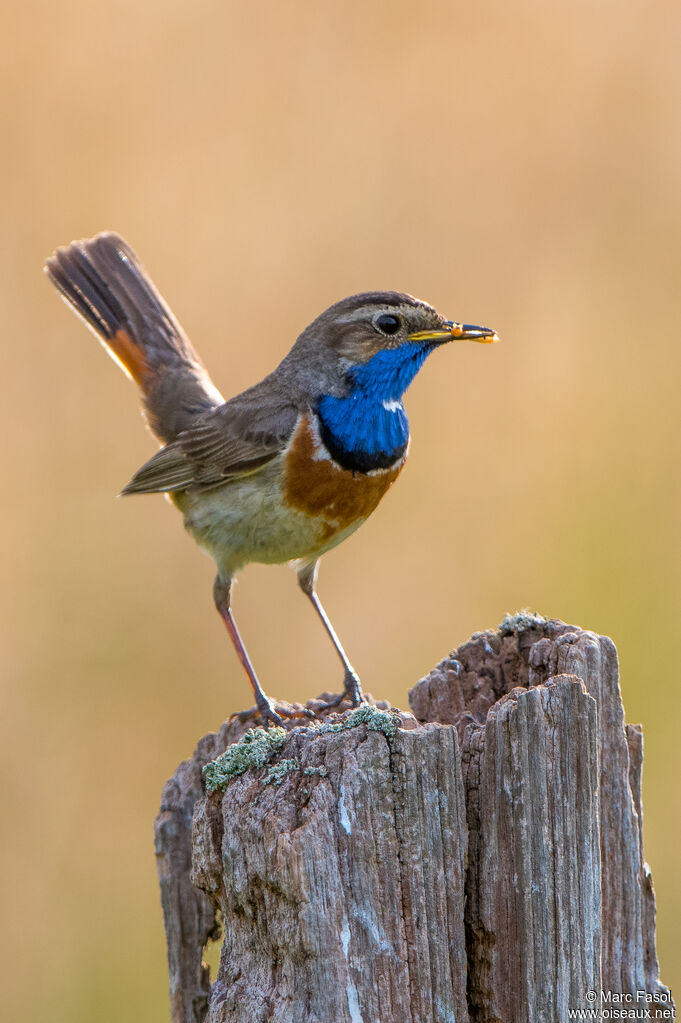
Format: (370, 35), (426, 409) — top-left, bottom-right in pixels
(408, 321), (499, 344)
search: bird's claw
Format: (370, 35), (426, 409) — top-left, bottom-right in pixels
(313, 669), (366, 713)
(256, 697), (314, 728)
(343, 669), (365, 707)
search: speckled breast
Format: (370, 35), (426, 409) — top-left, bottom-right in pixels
(283, 413), (406, 545)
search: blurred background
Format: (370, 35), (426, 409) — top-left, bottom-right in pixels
(2, 0), (679, 1016)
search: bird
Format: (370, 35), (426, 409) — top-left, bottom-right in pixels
(45, 232), (498, 726)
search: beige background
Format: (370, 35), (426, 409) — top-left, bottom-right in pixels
(2, 0), (679, 1017)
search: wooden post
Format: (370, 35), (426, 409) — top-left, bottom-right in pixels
(155, 617), (674, 1022)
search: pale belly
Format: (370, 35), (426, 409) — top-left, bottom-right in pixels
(171, 457), (365, 577)
(171, 414), (406, 579)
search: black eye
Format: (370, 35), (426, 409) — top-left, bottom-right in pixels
(375, 313), (401, 336)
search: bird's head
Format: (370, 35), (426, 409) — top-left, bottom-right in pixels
(276, 292), (498, 472)
(312, 291), (497, 363)
(282, 291), (498, 402)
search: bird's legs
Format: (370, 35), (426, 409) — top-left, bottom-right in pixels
(213, 576), (310, 728)
(297, 561), (365, 709)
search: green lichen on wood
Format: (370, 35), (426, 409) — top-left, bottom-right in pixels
(203, 726), (287, 793)
(346, 704), (399, 739)
(264, 758), (301, 785)
(310, 704), (399, 741)
(499, 610), (547, 635)
(203, 705), (401, 794)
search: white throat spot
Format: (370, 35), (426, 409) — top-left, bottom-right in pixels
(382, 399), (401, 413)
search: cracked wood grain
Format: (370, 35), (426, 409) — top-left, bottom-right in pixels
(192, 719), (468, 1023)
(155, 621), (673, 1022)
(460, 675), (601, 1021)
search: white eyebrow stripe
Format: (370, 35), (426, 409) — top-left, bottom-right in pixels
(383, 399), (402, 412)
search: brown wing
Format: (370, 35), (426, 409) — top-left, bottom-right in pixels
(121, 387), (299, 495)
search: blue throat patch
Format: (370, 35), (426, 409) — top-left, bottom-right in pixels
(317, 341), (436, 473)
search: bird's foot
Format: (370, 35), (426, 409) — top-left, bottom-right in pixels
(342, 668), (365, 707)
(313, 669), (366, 713)
(255, 695), (314, 729)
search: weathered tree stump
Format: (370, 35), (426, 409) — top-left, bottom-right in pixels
(155, 616), (674, 1022)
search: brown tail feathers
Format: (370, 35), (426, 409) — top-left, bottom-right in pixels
(45, 232), (223, 443)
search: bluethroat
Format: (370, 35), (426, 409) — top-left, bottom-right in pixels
(46, 233), (498, 726)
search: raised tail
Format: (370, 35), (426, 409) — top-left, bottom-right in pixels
(45, 232), (223, 443)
